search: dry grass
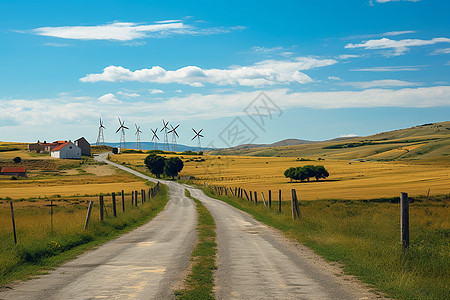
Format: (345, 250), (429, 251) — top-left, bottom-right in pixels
(110, 153), (450, 200)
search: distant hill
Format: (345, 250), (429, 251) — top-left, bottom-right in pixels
(209, 121), (450, 161)
(233, 138), (314, 149)
(103, 142), (212, 152)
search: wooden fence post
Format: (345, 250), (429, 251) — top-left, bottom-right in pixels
(131, 191), (134, 205)
(112, 192), (117, 217)
(122, 190), (125, 212)
(254, 191), (258, 206)
(10, 202), (17, 244)
(401, 192), (409, 249)
(268, 190), (272, 209)
(291, 189), (301, 220)
(141, 189), (144, 204)
(261, 192), (267, 207)
(99, 195), (104, 221)
(84, 201), (94, 230)
(244, 190), (249, 201)
(250, 191), (253, 202)
(279, 190), (282, 212)
(135, 191), (138, 206)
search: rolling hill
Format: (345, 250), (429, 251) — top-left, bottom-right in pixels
(209, 121), (450, 161)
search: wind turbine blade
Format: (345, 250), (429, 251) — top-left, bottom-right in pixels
(198, 129), (203, 134)
(115, 128), (121, 133)
(199, 134), (204, 138)
(123, 126), (129, 130)
(175, 131), (179, 138)
(191, 136), (196, 141)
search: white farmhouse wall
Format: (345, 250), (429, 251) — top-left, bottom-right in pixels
(51, 142), (81, 159)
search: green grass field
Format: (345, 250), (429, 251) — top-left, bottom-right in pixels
(198, 186), (449, 299)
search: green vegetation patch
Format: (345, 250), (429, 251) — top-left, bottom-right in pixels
(175, 189), (217, 300)
(198, 186), (449, 300)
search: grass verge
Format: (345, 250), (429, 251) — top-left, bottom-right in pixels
(196, 185), (449, 300)
(0, 184), (169, 286)
(174, 189), (217, 300)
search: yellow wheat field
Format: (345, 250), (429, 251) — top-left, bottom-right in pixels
(111, 153), (450, 200)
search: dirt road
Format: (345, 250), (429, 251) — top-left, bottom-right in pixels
(1, 153), (382, 299)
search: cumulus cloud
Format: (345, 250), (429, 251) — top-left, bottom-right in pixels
(28, 20), (244, 41)
(346, 37), (450, 56)
(150, 89), (164, 94)
(98, 93), (121, 103)
(340, 79), (420, 89)
(80, 57), (338, 87)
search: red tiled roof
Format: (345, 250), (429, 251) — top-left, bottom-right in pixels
(51, 142), (70, 152)
(1, 167), (26, 173)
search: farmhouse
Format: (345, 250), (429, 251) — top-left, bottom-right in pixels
(0, 167), (27, 177)
(74, 137), (91, 156)
(28, 140), (61, 153)
(50, 141), (81, 159)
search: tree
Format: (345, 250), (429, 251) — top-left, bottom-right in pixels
(302, 165), (316, 182)
(112, 147), (119, 154)
(313, 165), (329, 181)
(144, 154), (166, 178)
(13, 157), (22, 163)
(284, 167), (296, 182)
(164, 157), (184, 179)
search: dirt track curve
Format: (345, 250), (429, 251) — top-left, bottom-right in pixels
(0, 153), (384, 300)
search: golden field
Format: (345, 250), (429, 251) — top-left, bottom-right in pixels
(110, 153), (449, 200)
(0, 146), (150, 200)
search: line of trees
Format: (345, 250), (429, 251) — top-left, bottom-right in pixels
(284, 165), (329, 182)
(144, 154), (184, 179)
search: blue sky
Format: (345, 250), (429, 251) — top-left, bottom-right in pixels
(1, 0), (449, 147)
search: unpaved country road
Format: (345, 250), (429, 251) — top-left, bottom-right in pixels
(1, 153), (383, 299)
(0, 154), (197, 300)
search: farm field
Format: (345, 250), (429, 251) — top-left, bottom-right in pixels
(0, 145), (150, 199)
(109, 153), (450, 200)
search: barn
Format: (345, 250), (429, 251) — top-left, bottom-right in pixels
(74, 137), (91, 156)
(1, 167), (27, 177)
(50, 142), (81, 159)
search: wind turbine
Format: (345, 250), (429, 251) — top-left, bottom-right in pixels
(135, 124), (142, 150)
(160, 119), (170, 151)
(151, 128), (159, 150)
(96, 118), (106, 146)
(116, 117), (129, 149)
(168, 124), (180, 152)
(191, 128), (204, 152)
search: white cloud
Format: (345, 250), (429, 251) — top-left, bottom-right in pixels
(431, 48), (450, 55)
(383, 30), (416, 36)
(328, 76), (342, 81)
(351, 65), (422, 72)
(340, 79), (420, 89)
(252, 46), (283, 53)
(80, 57), (338, 87)
(339, 134), (358, 138)
(98, 93), (121, 103)
(117, 91), (140, 98)
(338, 54), (360, 59)
(346, 37), (450, 56)
(150, 89), (164, 94)
(28, 20), (244, 41)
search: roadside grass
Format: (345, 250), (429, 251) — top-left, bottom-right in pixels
(0, 184), (169, 286)
(198, 186), (449, 300)
(174, 189), (217, 300)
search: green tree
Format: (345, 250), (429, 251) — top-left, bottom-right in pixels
(313, 165), (329, 181)
(13, 156), (22, 163)
(302, 165), (317, 182)
(284, 167), (296, 182)
(164, 157), (184, 179)
(144, 154), (166, 178)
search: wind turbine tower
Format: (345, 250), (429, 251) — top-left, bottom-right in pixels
(168, 124), (180, 152)
(135, 124), (142, 150)
(116, 117), (129, 149)
(151, 128), (159, 150)
(160, 119), (170, 151)
(96, 118), (106, 146)
(191, 128), (204, 152)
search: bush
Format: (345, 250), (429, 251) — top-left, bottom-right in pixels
(13, 156), (21, 163)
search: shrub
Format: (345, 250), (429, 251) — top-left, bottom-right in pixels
(13, 156), (22, 163)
